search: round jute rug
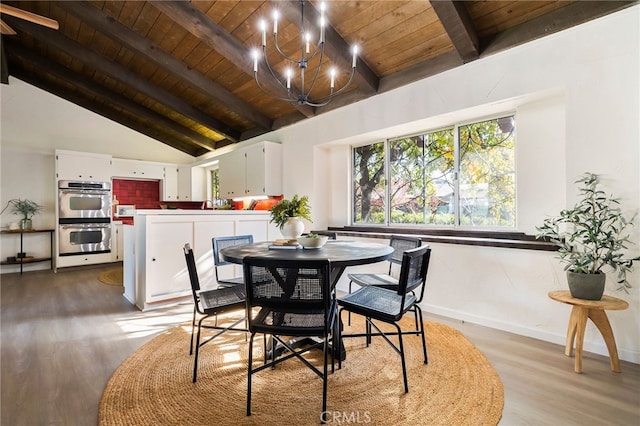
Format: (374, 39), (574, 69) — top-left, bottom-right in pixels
(98, 268), (123, 286)
(99, 317), (503, 426)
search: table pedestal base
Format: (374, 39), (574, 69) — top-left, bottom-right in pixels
(565, 305), (620, 373)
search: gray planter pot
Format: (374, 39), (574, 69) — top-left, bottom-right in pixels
(566, 271), (606, 300)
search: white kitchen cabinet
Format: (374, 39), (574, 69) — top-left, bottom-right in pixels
(112, 158), (164, 180)
(161, 165), (179, 201)
(177, 166), (206, 201)
(56, 150), (112, 182)
(111, 222), (124, 262)
(135, 216), (193, 310)
(132, 210), (277, 310)
(219, 141), (282, 198)
(218, 149), (245, 198)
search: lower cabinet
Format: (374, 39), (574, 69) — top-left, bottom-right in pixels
(133, 212), (278, 311)
(112, 223), (124, 262)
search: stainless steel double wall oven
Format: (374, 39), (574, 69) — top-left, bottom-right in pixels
(58, 180), (112, 256)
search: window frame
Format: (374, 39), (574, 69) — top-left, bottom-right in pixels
(350, 112), (517, 231)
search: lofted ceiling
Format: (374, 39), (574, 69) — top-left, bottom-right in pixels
(0, 1), (636, 157)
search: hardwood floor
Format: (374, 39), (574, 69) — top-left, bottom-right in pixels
(2, 265), (639, 425)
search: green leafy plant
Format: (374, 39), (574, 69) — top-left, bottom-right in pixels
(536, 173), (640, 293)
(10, 199), (43, 220)
(269, 194), (312, 229)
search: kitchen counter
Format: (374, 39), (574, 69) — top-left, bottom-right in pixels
(135, 209), (271, 216)
(129, 209), (279, 311)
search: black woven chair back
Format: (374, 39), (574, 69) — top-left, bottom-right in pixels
(243, 257), (332, 336)
(213, 234), (254, 267)
(389, 235), (422, 266)
(396, 245), (431, 304)
(183, 243), (202, 296)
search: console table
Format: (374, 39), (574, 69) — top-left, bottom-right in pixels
(548, 290), (629, 373)
(1, 229), (54, 275)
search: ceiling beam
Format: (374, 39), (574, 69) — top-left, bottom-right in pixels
(278, 0), (379, 95)
(0, 36), (8, 84)
(151, 0), (316, 118)
(481, 0), (636, 56)
(429, 0), (479, 63)
(5, 43), (220, 153)
(3, 15), (241, 142)
(57, 1), (272, 132)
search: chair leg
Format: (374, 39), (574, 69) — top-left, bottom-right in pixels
(337, 310), (343, 370)
(415, 306), (428, 364)
(189, 305), (197, 355)
(322, 337), (329, 424)
(347, 281), (353, 326)
(247, 333), (255, 416)
(393, 321), (409, 393)
(192, 316), (205, 383)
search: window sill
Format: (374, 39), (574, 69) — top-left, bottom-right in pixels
(328, 226), (557, 251)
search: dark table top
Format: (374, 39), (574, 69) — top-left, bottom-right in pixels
(220, 240), (393, 267)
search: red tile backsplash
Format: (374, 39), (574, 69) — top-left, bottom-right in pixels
(112, 179), (201, 224)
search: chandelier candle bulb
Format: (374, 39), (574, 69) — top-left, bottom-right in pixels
(352, 46), (358, 68)
(273, 10), (278, 34)
(305, 32), (310, 54)
(260, 20), (266, 46)
(330, 68), (336, 88)
(252, 50), (258, 73)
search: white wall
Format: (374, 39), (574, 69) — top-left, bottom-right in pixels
(1, 7), (638, 362)
(0, 78), (194, 164)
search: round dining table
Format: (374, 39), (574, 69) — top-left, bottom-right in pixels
(220, 240), (394, 288)
(221, 239), (393, 361)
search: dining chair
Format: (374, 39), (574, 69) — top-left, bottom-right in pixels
(212, 234), (253, 287)
(346, 235), (422, 324)
(243, 256), (339, 423)
(338, 244), (431, 393)
(183, 243), (247, 383)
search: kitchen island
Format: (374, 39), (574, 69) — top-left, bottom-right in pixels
(128, 209), (280, 311)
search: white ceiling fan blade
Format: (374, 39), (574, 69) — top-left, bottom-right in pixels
(0, 18), (16, 35)
(0, 4), (59, 30)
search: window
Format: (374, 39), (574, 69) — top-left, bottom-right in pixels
(353, 142), (386, 224)
(352, 115), (516, 228)
(210, 168), (220, 202)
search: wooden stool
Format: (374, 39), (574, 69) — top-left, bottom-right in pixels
(548, 290), (628, 373)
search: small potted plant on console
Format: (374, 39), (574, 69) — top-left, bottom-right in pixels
(10, 198), (43, 231)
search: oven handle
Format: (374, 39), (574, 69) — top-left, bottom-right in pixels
(59, 189), (111, 195)
(60, 224), (111, 230)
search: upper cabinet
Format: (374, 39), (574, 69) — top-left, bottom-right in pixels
(56, 150), (112, 182)
(219, 142), (282, 198)
(162, 165), (206, 202)
(161, 166), (179, 201)
(177, 165), (206, 202)
(112, 158), (164, 180)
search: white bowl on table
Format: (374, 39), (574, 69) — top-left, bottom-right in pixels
(297, 235), (329, 249)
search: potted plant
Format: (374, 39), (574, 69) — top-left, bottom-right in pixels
(269, 194), (312, 239)
(10, 199), (43, 230)
(536, 173), (640, 300)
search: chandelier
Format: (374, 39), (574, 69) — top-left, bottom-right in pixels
(252, 0), (359, 107)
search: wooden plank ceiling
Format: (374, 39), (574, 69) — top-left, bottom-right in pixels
(1, 1), (636, 157)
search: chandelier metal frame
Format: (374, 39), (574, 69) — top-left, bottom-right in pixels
(252, 0), (358, 107)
